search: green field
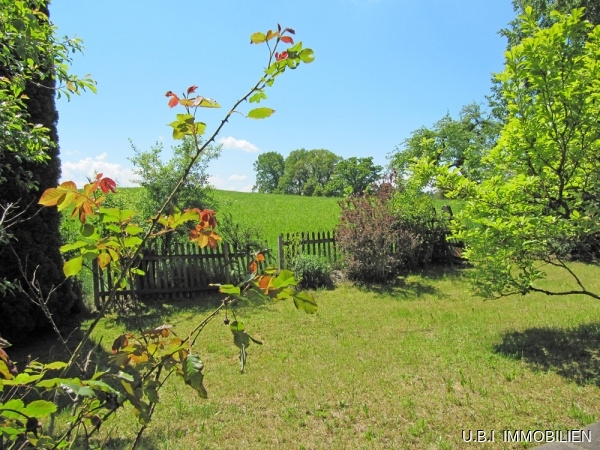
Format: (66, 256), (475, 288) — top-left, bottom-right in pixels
(212, 189), (342, 249)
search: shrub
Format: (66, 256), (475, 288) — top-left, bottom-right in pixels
(292, 253), (332, 289)
(336, 183), (421, 283)
(389, 188), (451, 267)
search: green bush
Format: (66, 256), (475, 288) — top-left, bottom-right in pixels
(292, 253), (332, 289)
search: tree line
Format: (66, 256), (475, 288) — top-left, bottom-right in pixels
(253, 149), (382, 196)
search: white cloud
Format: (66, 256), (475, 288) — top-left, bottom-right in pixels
(208, 176), (225, 189)
(209, 175), (254, 192)
(218, 136), (259, 153)
(61, 153), (137, 187)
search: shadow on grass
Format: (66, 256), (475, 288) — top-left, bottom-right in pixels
(494, 322), (600, 386)
(107, 291), (226, 330)
(355, 265), (468, 299)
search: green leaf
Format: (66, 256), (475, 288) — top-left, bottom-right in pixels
(43, 361), (68, 371)
(105, 224), (121, 233)
(82, 223), (96, 237)
(23, 400), (57, 418)
(247, 107), (275, 119)
(272, 270), (297, 289)
(292, 291), (318, 314)
(250, 32), (266, 44)
(249, 90), (267, 104)
(1, 399), (25, 418)
(300, 48), (315, 64)
(182, 354), (207, 398)
(60, 240), (87, 253)
(229, 321), (245, 333)
(210, 284), (240, 295)
(125, 224), (143, 235)
(63, 255), (83, 277)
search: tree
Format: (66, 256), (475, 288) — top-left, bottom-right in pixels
(449, 8), (600, 299)
(325, 156), (382, 196)
(278, 148), (311, 194)
(389, 103), (501, 189)
(129, 136), (220, 217)
(489, 1), (600, 121)
(252, 151), (284, 193)
(276, 148), (341, 195)
(0, 1), (94, 342)
(305, 148), (340, 191)
(502, 0), (600, 47)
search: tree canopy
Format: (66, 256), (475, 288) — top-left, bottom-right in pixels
(446, 8), (600, 299)
(389, 103), (501, 189)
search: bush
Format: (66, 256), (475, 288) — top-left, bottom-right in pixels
(292, 253), (332, 289)
(336, 183), (421, 283)
(389, 188), (451, 266)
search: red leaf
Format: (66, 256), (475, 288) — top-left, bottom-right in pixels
(280, 36), (294, 44)
(187, 85), (198, 94)
(166, 91), (179, 108)
(98, 177), (117, 194)
(275, 51), (288, 61)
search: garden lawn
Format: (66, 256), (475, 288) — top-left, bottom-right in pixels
(71, 262), (600, 449)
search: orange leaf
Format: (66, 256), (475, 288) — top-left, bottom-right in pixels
(258, 275), (272, 293)
(256, 253), (265, 262)
(97, 252), (111, 270)
(280, 36), (294, 44)
(249, 261), (258, 273)
(112, 334), (129, 353)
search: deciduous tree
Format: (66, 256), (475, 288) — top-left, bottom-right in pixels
(450, 8), (600, 299)
(252, 151), (285, 193)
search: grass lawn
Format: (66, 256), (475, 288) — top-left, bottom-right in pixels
(42, 262), (600, 449)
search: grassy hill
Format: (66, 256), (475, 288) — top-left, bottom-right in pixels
(212, 189), (342, 249)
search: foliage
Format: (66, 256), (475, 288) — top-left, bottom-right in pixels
(216, 211), (265, 253)
(389, 187), (452, 267)
(292, 253), (332, 290)
(325, 156), (382, 196)
(1, 23), (316, 449)
(0, 0), (96, 341)
(252, 151), (285, 193)
(336, 183), (420, 282)
(447, 8), (600, 299)
(129, 137), (220, 219)
(0, 0), (96, 188)
(389, 103), (501, 190)
(502, 0), (600, 48)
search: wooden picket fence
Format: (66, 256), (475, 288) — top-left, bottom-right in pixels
(92, 241), (272, 307)
(277, 230), (338, 269)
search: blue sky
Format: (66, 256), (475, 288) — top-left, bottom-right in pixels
(51, 0), (516, 191)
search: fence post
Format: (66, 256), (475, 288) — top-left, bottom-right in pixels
(278, 234), (284, 271)
(223, 242), (231, 284)
(92, 259), (100, 310)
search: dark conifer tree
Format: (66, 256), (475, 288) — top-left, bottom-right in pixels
(0, 3), (82, 343)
